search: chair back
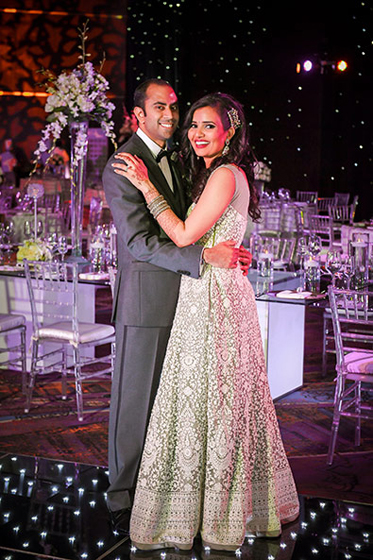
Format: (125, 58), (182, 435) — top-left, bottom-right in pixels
(108, 265), (117, 298)
(334, 192), (350, 205)
(296, 190), (318, 203)
(24, 260), (79, 341)
(310, 215), (335, 249)
(254, 201), (282, 234)
(88, 196), (103, 235)
(43, 194), (61, 213)
(317, 197), (336, 214)
(277, 236), (296, 263)
(273, 236), (297, 270)
(62, 201), (71, 231)
(279, 204), (303, 236)
(294, 203), (317, 235)
(44, 213), (66, 237)
(351, 195), (359, 221)
(328, 204), (354, 225)
(328, 286), (373, 374)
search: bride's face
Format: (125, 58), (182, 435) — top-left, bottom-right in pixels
(187, 106), (233, 168)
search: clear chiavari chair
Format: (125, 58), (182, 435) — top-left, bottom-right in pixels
(23, 260), (115, 421)
(317, 197), (337, 214)
(310, 215), (341, 252)
(334, 192), (350, 205)
(0, 313), (27, 392)
(296, 190), (318, 203)
(327, 286), (373, 465)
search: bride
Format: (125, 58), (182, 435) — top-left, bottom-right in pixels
(112, 91), (299, 552)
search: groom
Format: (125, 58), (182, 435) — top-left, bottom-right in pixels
(103, 78), (250, 535)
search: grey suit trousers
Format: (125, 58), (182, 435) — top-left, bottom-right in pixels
(107, 321), (172, 511)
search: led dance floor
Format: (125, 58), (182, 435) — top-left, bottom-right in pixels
(0, 453), (372, 560)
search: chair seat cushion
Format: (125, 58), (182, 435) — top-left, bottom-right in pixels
(38, 321), (115, 344)
(273, 260), (287, 268)
(0, 313), (26, 332)
(345, 351), (373, 374)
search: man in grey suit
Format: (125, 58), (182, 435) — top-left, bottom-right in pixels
(103, 79), (248, 535)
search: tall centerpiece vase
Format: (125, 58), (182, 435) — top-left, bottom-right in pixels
(68, 120), (89, 264)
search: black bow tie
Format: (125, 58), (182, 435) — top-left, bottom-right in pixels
(156, 149), (172, 163)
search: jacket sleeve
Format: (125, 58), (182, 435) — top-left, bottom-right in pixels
(102, 146), (203, 279)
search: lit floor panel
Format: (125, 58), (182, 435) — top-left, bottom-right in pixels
(0, 453), (372, 560)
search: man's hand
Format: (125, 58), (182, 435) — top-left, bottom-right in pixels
(203, 241), (238, 268)
(203, 242), (252, 275)
(238, 245), (252, 276)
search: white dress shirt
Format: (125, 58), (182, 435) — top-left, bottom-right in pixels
(136, 129), (174, 192)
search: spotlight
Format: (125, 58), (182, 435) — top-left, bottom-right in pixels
(296, 57), (348, 75)
(336, 60), (348, 71)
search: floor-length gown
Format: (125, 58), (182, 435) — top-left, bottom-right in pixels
(130, 165), (300, 550)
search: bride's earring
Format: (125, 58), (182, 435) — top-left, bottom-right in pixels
(222, 139), (230, 156)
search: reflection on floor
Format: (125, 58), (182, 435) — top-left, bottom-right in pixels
(0, 453), (372, 560)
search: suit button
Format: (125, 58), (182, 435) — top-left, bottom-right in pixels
(177, 270), (191, 276)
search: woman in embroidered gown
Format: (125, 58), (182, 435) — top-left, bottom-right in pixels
(112, 92), (299, 551)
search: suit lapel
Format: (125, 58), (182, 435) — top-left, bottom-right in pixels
(126, 136), (185, 218)
(169, 158), (187, 217)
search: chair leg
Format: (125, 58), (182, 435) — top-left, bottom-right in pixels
(20, 327), (27, 394)
(61, 347), (67, 400)
(24, 340), (39, 414)
(322, 314), (330, 377)
(73, 347), (84, 421)
(111, 342), (116, 376)
(355, 381), (361, 447)
(327, 375), (344, 465)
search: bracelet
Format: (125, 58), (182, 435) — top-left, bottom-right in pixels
(153, 204), (170, 219)
(147, 195), (163, 213)
(147, 195), (165, 214)
(147, 194), (171, 219)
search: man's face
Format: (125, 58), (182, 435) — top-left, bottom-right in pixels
(134, 84), (179, 147)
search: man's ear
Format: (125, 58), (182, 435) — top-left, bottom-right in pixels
(133, 106), (145, 125)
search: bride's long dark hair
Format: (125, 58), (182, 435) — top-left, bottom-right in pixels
(180, 92), (261, 222)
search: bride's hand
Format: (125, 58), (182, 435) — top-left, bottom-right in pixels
(112, 153), (150, 192)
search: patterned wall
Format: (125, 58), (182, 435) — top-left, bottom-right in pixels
(0, 0), (126, 163)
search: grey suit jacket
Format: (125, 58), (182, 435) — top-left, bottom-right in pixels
(102, 133), (203, 328)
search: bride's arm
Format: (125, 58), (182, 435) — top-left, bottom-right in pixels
(113, 153), (235, 248)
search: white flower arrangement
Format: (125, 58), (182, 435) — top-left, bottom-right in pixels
(253, 161), (272, 182)
(28, 21), (117, 181)
(17, 240), (52, 262)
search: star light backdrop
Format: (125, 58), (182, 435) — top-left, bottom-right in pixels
(125, 0), (372, 219)
(0, 0), (372, 219)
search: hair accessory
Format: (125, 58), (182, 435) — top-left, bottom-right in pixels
(227, 107), (241, 129)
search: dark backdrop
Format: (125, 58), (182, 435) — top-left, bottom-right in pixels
(0, 1), (372, 219)
(125, 0), (373, 219)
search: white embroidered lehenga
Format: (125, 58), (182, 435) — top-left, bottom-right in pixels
(130, 165), (299, 550)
